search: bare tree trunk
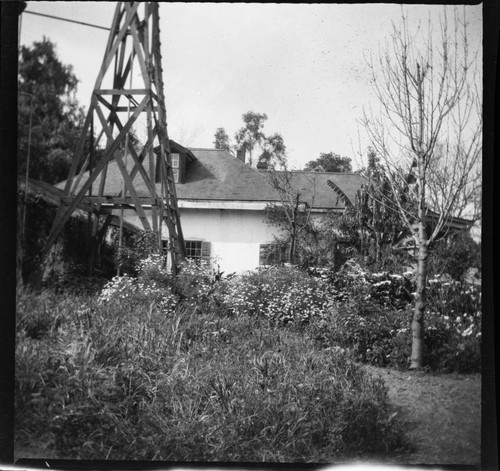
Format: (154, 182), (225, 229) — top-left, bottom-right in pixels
(410, 173), (428, 369)
(289, 209), (297, 264)
(288, 232), (296, 264)
(374, 230), (381, 264)
(410, 228), (428, 368)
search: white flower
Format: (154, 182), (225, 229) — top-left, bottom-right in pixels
(462, 325), (474, 337)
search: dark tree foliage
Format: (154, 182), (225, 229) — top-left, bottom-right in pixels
(327, 148), (412, 270)
(258, 133), (286, 168)
(213, 127), (231, 151)
(428, 231), (481, 282)
(18, 37), (86, 184)
(304, 152), (353, 173)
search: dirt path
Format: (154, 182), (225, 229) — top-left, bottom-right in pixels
(361, 364), (481, 466)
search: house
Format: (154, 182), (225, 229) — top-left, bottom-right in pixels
(52, 140), (474, 274)
(55, 141), (363, 274)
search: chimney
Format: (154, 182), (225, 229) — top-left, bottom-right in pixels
(236, 148), (246, 163)
(256, 160), (268, 171)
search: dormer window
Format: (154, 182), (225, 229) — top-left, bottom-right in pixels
(154, 141), (196, 184)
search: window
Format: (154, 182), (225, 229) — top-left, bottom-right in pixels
(171, 153), (180, 167)
(172, 168), (179, 183)
(171, 153), (180, 183)
(185, 240), (211, 262)
(259, 243), (288, 266)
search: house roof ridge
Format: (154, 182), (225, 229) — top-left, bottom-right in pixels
(187, 146), (230, 152)
(269, 169), (363, 176)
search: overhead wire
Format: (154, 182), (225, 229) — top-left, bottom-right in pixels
(23, 10), (111, 31)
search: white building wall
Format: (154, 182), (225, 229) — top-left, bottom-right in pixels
(121, 207), (280, 274)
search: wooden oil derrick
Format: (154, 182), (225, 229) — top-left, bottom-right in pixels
(30, 2), (185, 285)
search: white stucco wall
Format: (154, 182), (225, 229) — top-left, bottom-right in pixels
(120, 206), (281, 274)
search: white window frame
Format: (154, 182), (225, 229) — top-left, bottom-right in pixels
(185, 240), (211, 263)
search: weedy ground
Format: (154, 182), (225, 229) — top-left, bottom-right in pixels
(15, 287), (406, 462)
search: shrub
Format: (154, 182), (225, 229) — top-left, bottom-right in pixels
(311, 300), (411, 369)
(113, 231), (160, 276)
(422, 277), (481, 373)
(428, 232), (481, 282)
(323, 259), (414, 310)
(311, 266), (481, 373)
(172, 259), (218, 307)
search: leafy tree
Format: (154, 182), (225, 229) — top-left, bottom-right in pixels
(234, 111), (268, 167)
(18, 37), (86, 184)
(213, 127), (231, 151)
(361, 7), (482, 368)
(324, 148), (411, 270)
(304, 152), (353, 173)
(258, 132), (286, 168)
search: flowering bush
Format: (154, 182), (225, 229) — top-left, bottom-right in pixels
(311, 300), (411, 368)
(98, 258), (178, 315)
(322, 259), (414, 310)
(172, 259), (220, 308)
(98, 275), (138, 305)
(315, 267), (481, 372)
(224, 266), (333, 325)
(422, 276), (481, 372)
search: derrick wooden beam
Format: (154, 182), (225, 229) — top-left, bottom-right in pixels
(28, 2), (186, 287)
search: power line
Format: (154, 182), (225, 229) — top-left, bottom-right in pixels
(24, 10), (111, 31)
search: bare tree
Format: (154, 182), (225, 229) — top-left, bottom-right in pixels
(361, 6), (482, 368)
(266, 158), (316, 264)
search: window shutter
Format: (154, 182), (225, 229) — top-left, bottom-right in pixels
(201, 241), (211, 262)
(259, 244), (268, 266)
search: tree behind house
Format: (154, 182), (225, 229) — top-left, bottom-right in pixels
(213, 127), (231, 151)
(329, 148), (411, 267)
(361, 6), (482, 368)
(258, 133), (286, 169)
(234, 111), (268, 167)
(304, 152), (353, 173)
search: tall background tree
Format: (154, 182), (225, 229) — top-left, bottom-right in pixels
(18, 37), (86, 184)
(304, 152), (353, 173)
(234, 111), (268, 167)
(361, 7), (482, 368)
(258, 132), (286, 168)
(213, 127), (231, 151)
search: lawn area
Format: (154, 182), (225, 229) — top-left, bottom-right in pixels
(361, 364), (481, 466)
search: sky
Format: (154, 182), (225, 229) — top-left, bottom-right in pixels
(19, 2), (483, 170)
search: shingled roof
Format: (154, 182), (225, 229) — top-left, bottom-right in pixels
(56, 146), (364, 210)
(179, 148), (363, 210)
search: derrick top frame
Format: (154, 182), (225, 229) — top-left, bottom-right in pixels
(39, 1), (186, 278)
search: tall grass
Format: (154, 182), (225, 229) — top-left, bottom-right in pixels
(15, 279), (406, 461)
